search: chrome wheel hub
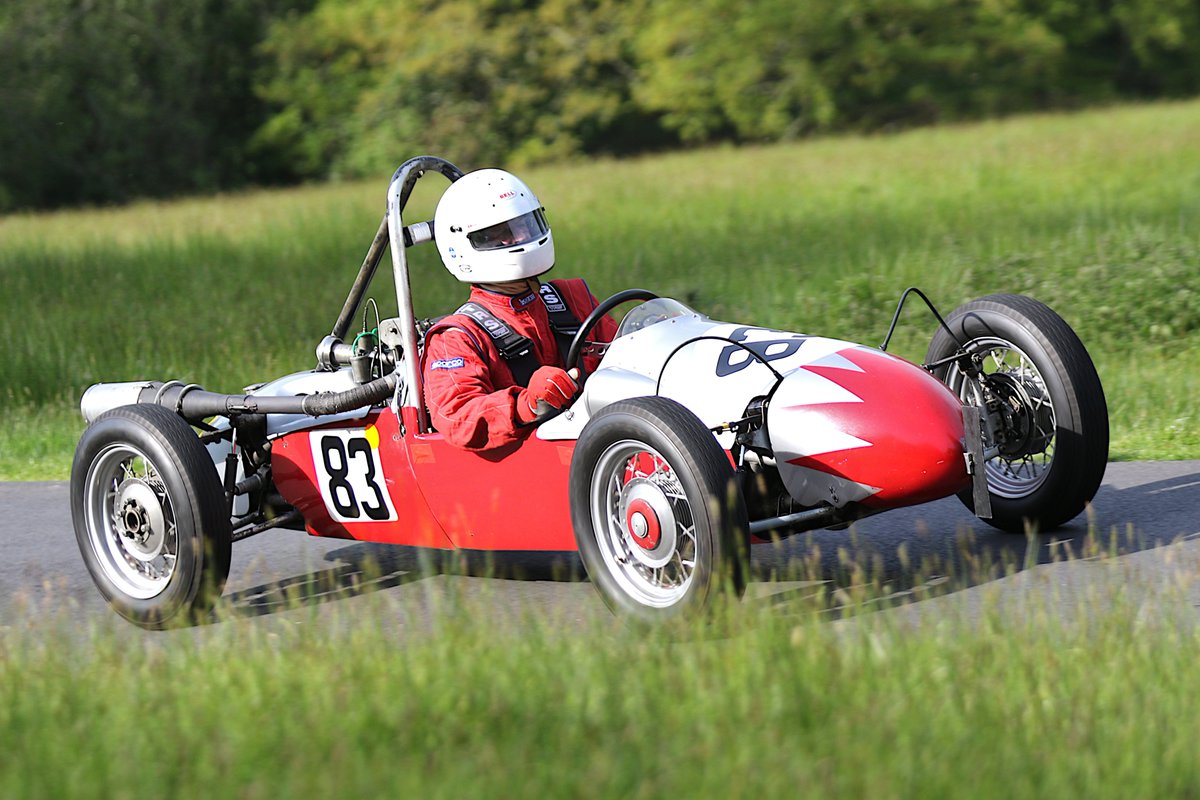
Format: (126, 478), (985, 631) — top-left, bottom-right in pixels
(589, 441), (698, 607)
(117, 479), (167, 561)
(620, 479), (676, 568)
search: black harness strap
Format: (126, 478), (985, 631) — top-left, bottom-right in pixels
(455, 303), (535, 362)
(538, 281), (581, 364)
(440, 280), (583, 388)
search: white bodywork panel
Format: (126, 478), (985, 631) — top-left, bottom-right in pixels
(248, 368), (373, 437)
(538, 311), (874, 448)
(535, 304), (911, 510)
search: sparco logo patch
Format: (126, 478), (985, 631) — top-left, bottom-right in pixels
(431, 357), (465, 370)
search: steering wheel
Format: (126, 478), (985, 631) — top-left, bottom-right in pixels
(525, 289), (659, 426)
(566, 288), (660, 371)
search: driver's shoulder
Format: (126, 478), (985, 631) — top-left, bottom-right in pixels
(547, 276), (589, 293)
(546, 276), (598, 310)
(422, 314), (494, 362)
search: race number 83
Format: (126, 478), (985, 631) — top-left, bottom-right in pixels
(310, 428), (398, 523)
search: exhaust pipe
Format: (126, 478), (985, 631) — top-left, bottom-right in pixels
(81, 374), (399, 424)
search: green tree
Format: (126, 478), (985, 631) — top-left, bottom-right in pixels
(634, 0), (1065, 143)
(1021, 0), (1200, 100)
(0, 0), (311, 210)
(6, 0), (1199, 209)
(256, 0), (665, 178)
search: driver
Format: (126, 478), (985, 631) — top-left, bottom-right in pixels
(422, 168), (618, 452)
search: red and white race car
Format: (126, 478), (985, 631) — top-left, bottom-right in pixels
(70, 156), (1109, 628)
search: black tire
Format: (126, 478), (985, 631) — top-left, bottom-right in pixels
(926, 294), (1108, 532)
(71, 404), (232, 628)
(569, 397), (748, 622)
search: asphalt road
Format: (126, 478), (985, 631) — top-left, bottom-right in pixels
(4, 460), (1200, 639)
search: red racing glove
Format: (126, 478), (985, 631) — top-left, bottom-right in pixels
(517, 366), (579, 423)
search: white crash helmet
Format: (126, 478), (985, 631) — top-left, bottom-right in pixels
(434, 168), (555, 283)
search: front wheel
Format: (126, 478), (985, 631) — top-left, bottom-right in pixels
(71, 404), (232, 628)
(569, 397), (748, 623)
(926, 293), (1108, 532)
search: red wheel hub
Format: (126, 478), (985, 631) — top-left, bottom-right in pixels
(625, 498), (661, 550)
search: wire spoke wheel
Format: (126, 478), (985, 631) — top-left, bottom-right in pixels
(591, 442), (698, 607)
(570, 397), (748, 622)
(72, 404), (232, 628)
(943, 337), (1058, 499)
(84, 444), (181, 599)
(926, 294), (1108, 533)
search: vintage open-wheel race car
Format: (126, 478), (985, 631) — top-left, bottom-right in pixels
(70, 156), (1109, 628)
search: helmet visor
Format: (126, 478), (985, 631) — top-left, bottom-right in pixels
(467, 209), (549, 251)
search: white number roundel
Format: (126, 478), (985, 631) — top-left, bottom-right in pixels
(310, 428), (397, 523)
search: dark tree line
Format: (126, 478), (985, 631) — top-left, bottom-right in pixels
(0, 0), (314, 210)
(2, 0), (1198, 211)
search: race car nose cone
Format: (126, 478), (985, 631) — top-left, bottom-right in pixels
(769, 346), (972, 510)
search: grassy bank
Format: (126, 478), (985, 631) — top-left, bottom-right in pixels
(4, 559), (1200, 798)
(2, 99), (1199, 477)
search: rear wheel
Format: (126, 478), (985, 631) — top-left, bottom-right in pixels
(926, 294), (1108, 532)
(569, 397), (748, 622)
(71, 404), (232, 628)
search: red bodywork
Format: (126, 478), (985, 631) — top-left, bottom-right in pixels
(272, 349), (971, 552)
(789, 348), (972, 509)
(273, 406), (577, 550)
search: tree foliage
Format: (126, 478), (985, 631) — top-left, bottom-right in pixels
(2, 0), (1198, 210)
(0, 0), (312, 210)
(633, 0), (1200, 142)
(254, 0), (662, 180)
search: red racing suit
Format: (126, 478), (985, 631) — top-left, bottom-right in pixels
(422, 278), (619, 452)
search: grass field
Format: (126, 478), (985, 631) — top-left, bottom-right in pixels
(3, 99), (1200, 797)
(5, 549), (1200, 799)
(2, 100), (1200, 477)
